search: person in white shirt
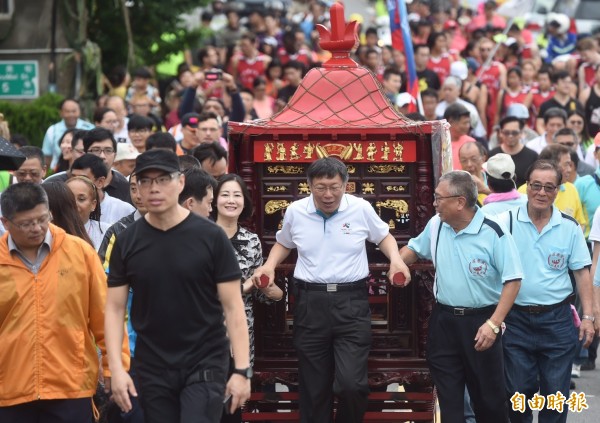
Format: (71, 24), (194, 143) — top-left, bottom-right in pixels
(526, 107), (567, 154)
(106, 96), (131, 144)
(70, 154), (134, 225)
(41, 99), (95, 169)
(436, 76), (487, 139)
(253, 158), (411, 423)
(66, 176), (110, 250)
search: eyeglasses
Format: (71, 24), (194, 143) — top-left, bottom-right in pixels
(73, 148), (85, 154)
(312, 184), (344, 194)
(528, 182), (558, 193)
(501, 130), (521, 137)
(15, 170), (42, 179)
(88, 147), (115, 155)
(8, 213), (52, 232)
(433, 193), (461, 201)
(137, 172), (180, 188)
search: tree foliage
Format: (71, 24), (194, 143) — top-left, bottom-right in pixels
(87, 0), (207, 72)
(0, 94), (63, 147)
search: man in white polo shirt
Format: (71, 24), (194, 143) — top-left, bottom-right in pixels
(253, 157), (410, 423)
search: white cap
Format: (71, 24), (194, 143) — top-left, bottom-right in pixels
(450, 60), (468, 81)
(408, 13), (421, 23)
(482, 153), (515, 180)
(115, 142), (140, 162)
(396, 92), (415, 108)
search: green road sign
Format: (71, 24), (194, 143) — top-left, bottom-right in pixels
(0, 60), (39, 99)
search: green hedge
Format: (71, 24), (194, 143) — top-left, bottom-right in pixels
(0, 94), (64, 147)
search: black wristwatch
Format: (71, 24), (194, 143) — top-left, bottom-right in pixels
(232, 367), (253, 379)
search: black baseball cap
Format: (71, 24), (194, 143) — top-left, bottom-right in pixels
(134, 149), (180, 175)
(181, 112), (201, 128)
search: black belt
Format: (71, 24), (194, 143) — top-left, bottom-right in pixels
(185, 369), (221, 385)
(295, 278), (367, 292)
(512, 297), (571, 314)
(436, 302), (496, 316)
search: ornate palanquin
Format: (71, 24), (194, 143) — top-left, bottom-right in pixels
(228, 3), (450, 421)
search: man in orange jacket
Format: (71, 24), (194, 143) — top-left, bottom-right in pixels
(0, 182), (118, 422)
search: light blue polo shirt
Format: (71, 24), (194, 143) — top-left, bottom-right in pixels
(42, 118), (95, 168)
(594, 262), (600, 288)
(574, 169), (600, 235)
(407, 208), (523, 308)
(497, 204), (591, 305)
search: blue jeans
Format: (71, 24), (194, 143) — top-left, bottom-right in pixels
(503, 304), (578, 423)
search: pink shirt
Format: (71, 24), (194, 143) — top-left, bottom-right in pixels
(452, 136), (476, 170)
(468, 15), (506, 32)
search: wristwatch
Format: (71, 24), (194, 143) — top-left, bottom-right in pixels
(232, 367), (253, 379)
(486, 319), (500, 334)
(582, 315), (596, 323)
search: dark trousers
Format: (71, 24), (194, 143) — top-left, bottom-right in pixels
(588, 335), (599, 363)
(0, 398), (93, 422)
(504, 305), (577, 423)
(135, 362), (226, 423)
(293, 286), (371, 423)
(427, 305), (509, 423)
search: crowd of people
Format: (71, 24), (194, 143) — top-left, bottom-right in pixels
(2, 0), (600, 422)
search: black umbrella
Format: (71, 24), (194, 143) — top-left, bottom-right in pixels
(0, 136), (26, 171)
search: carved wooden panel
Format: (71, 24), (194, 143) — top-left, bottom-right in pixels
(237, 129), (437, 421)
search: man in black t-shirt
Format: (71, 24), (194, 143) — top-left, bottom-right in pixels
(537, 71), (583, 128)
(105, 149), (250, 423)
(414, 44), (440, 92)
(489, 116), (538, 187)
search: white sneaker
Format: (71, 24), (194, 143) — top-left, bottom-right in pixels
(572, 364), (581, 378)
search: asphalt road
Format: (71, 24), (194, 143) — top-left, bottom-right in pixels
(563, 366), (599, 423)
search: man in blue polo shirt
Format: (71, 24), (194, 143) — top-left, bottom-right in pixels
(41, 98), (95, 169)
(497, 160), (595, 423)
(400, 170), (523, 423)
(253, 157), (411, 423)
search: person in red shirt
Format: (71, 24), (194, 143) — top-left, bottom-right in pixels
(467, 0), (506, 33)
(427, 31), (454, 85)
(231, 33), (272, 91)
(577, 37), (600, 93)
(531, 67), (555, 132)
(444, 103), (477, 170)
(476, 37), (507, 135)
(277, 28), (314, 68)
(521, 60), (538, 92)
(495, 67), (532, 127)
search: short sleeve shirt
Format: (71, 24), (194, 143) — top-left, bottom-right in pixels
(408, 208), (523, 308)
(594, 258), (600, 287)
(108, 213), (242, 368)
(497, 204), (591, 305)
(590, 207), (600, 242)
(276, 194), (389, 284)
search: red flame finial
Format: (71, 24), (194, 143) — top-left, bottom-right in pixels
(316, 2), (359, 68)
